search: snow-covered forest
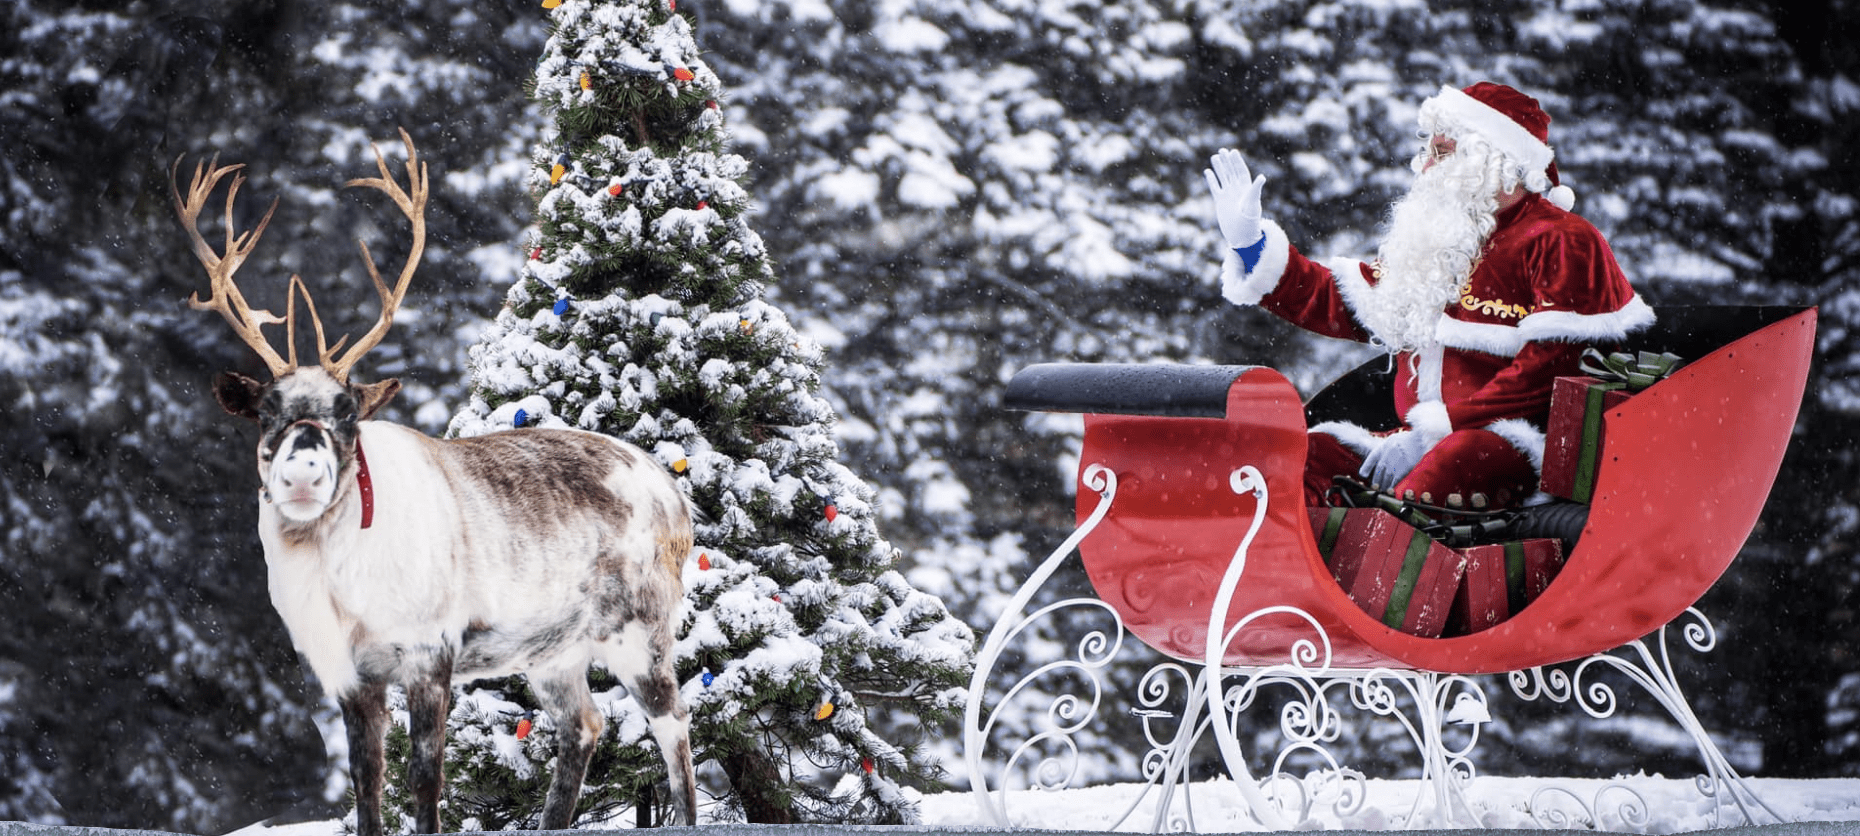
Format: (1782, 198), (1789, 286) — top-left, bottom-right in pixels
(2, 0), (1857, 831)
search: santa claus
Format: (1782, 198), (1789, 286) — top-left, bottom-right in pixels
(1206, 82), (1655, 509)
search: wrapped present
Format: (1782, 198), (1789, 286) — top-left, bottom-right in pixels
(1449, 537), (1566, 635)
(1541, 349), (1682, 502)
(1540, 376), (1628, 502)
(1309, 507), (1465, 637)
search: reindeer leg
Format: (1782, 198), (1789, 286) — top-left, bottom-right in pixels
(608, 638), (696, 826)
(406, 656), (453, 833)
(340, 681), (391, 836)
(530, 670), (602, 830)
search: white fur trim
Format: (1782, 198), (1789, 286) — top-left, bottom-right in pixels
(1517, 294), (1656, 344)
(1482, 417), (1547, 474)
(1220, 219), (1292, 307)
(1310, 421), (1381, 457)
(1436, 317), (1526, 357)
(1426, 85), (1555, 178)
(1323, 256), (1378, 337)
(1547, 184), (1576, 211)
(1413, 341), (1445, 402)
(1405, 400), (1453, 444)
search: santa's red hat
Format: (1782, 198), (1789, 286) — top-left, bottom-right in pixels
(1421, 82), (1576, 210)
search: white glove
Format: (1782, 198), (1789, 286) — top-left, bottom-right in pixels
(1360, 431), (1431, 490)
(1204, 148), (1267, 250)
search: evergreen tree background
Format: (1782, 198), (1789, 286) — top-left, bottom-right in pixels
(432, 0), (973, 825)
(2, 0), (1859, 829)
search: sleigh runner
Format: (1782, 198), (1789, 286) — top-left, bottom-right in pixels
(963, 306), (1815, 830)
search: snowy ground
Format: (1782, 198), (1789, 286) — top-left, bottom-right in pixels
(920, 775), (1860, 833)
(231, 775), (1860, 835)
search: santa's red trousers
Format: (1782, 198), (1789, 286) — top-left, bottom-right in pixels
(1305, 428), (1537, 509)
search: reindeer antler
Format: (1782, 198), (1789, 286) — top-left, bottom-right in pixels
(171, 154), (295, 377)
(321, 127), (428, 385)
(173, 129), (430, 385)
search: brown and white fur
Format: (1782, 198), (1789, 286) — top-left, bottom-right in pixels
(215, 367), (698, 833)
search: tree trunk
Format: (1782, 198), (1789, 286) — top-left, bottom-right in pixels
(719, 747), (796, 824)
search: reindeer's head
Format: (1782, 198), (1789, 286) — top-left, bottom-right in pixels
(211, 367), (401, 521)
(174, 129), (427, 523)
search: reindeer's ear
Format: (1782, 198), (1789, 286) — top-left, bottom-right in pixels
(355, 378), (402, 420)
(213, 372), (269, 421)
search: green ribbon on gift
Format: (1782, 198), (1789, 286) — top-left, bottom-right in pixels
(1578, 348), (1684, 392)
(1570, 383), (1611, 503)
(1383, 530), (1435, 630)
(1318, 507), (1348, 556)
(1504, 540), (1529, 616)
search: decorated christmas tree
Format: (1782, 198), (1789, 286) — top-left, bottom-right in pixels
(420, 0), (975, 826)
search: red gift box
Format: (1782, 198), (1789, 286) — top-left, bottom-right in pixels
(1449, 538), (1566, 635)
(1541, 375), (1634, 503)
(1309, 508), (1465, 637)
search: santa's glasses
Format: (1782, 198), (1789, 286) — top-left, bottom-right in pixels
(1422, 135), (1458, 165)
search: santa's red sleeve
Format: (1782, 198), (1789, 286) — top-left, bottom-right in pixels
(1221, 218), (1377, 344)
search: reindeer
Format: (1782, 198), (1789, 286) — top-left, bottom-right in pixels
(172, 130), (698, 833)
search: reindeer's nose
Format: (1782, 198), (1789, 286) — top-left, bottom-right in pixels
(273, 454), (332, 508)
(272, 424), (335, 505)
(276, 455), (328, 490)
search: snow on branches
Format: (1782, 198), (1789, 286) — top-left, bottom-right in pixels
(439, 0), (973, 825)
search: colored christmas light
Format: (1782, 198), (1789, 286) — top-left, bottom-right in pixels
(697, 552), (711, 571)
(516, 717), (533, 740)
(553, 298), (570, 316)
(824, 502), (838, 523)
(513, 408), (529, 427)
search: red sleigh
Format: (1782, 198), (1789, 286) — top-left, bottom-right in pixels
(963, 307), (1815, 830)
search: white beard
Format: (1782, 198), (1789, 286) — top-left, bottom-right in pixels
(1359, 146), (1504, 353)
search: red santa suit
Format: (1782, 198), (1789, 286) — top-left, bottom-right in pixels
(1220, 114), (1654, 508)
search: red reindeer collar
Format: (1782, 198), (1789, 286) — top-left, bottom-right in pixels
(355, 435), (375, 529)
